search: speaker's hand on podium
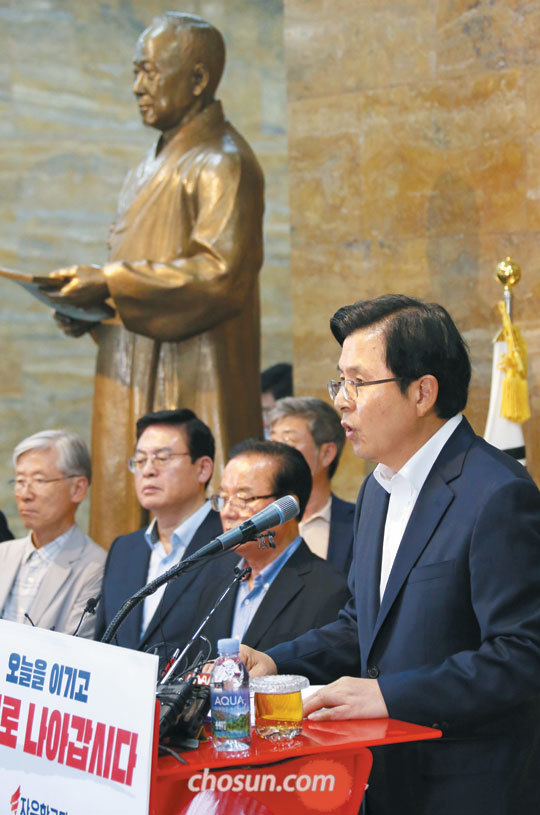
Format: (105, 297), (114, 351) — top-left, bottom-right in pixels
(239, 644), (277, 678)
(303, 676), (389, 721)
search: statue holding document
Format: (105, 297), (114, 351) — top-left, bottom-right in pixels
(10, 12), (265, 546)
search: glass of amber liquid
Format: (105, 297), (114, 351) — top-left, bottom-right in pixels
(250, 675), (309, 740)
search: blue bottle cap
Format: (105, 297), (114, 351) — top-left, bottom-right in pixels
(217, 637), (241, 655)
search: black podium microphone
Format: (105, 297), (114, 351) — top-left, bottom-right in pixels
(196, 494), (300, 558)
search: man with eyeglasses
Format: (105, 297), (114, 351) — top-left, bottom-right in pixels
(242, 294), (540, 815)
(199, 439), (349, 656)
(269, 397), (355, 574)
(40, 11), (264, 553)
(94, 408), (231, 662)
(0, 430), (105, 636)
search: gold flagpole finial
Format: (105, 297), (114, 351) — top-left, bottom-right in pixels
(494, 258), (529, 423)
(496, 257), (521, 319)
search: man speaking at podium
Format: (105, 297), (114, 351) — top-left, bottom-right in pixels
(242, 295), (540, 815)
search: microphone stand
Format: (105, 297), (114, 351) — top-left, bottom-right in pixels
(155, 565), (251, 746)
(100, 537), (237, 645)
(73, 594), (101, 636)
(100, 494), (298, 644)
(161, 564), (251, 684)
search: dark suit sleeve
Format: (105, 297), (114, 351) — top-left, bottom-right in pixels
(309, 577), (351, 630)
(267, 597), (361, 684)
(379, 477), (540, 728)
(267, 556), (361, 684)
(267, 486), (365, 684)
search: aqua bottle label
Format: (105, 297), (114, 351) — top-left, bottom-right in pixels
(210, 687), (250, 740)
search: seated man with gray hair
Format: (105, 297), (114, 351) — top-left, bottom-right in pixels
(0, 430), (105, 637)
(269, 397), (355, 574)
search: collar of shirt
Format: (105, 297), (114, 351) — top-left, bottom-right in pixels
(26, 525), (77, 565)
(140, 501), (212, 638)
(241, 534), (303, 591)
(375, 415), (462, 602)
(300, 496), (332, 526)
(373, 414), (463, 496)
(231, 535), (303, 642)
(144, 500), (212, 560)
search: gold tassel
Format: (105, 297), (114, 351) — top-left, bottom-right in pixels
(497, 301), (531, 423)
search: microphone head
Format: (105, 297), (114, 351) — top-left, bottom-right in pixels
(219, 494), (302, 552)
(274, 494), (300, 523)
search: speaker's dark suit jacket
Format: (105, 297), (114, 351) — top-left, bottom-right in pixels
(202, 539), (350, 657)
(269, 419), (540, 815)
(328, 493), (355, 574)
(94, 509), (238, 657)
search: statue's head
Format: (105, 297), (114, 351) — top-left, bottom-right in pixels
(133, 12), (226, 133)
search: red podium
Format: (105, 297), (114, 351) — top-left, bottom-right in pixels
(149, 717), (441, 814)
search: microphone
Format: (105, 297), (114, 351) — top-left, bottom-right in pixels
(101, 497), (299, 645)
(84, 594), (101, 615)
(199, 494), (300, 558)
(73, 594), (102, 636)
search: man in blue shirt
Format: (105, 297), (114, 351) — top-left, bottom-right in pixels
(95, 408), (226, 661)
(201, 439), (350, 655)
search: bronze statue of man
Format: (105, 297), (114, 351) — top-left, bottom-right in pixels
(44, 12), (265, 546)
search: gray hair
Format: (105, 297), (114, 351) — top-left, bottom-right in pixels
(268, 397), (345, 479)
(13, 430), (92, 484)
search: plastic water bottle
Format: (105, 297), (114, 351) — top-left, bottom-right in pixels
(210, 637), (251, 752)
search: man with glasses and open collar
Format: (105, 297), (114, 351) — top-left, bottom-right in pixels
(0, 430), (105, 637)
(199, 439), (350, 656)
(242, 294), (540, 815)
(269, 397), (355, 575)
(94, 408), (231, 664)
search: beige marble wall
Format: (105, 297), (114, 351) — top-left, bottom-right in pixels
(3, 0), (538, 534)
(284, 0), (540, 499)
(0, 0), (290, 537)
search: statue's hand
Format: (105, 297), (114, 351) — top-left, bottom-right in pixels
(44, 265), (109, 308)
(53, 311), (99, 338)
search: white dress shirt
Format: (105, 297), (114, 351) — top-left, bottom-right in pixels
(141, 501), (212, 636)
(374, 415), (462, 601)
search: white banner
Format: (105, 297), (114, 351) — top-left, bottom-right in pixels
(0, 620), (158, 815)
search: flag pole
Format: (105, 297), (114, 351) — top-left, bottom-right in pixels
(484, 257), (529, 466)
(493, 257), (529, 424)
(496, 256), (521, 320)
